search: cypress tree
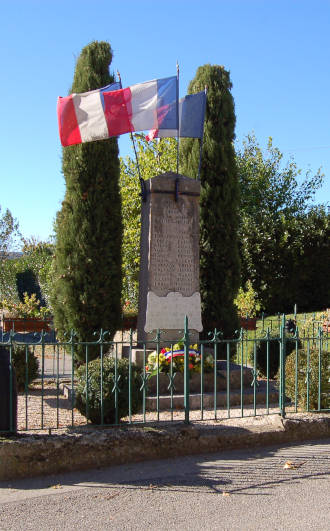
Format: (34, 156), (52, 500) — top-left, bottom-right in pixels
(52, 41), (122, 361)
(180, 65), (240, 338)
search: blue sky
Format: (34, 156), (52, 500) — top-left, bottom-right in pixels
(1, 0), (329, 242)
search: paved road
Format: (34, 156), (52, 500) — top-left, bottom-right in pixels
(0, 333), (72, 377)
(0, 439), (329, 530)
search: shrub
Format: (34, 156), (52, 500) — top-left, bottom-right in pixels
(284, 347), (329, 410)
(75, 357), (142, 424)
(297, 312), (325, 337)
(0, 292), (51, 319)
(235, 280), (262, 318)
(11, 345), (39, 391)
(256, 334), (300, 379)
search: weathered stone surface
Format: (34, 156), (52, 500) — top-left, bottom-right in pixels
(130, 348), (153, 367)
(147, 364), (253, 395)
(145, 382), (279, 411)
(137, 173), (201, 344)
(145, 291), (202, 332)
(1, 414), (329, 481)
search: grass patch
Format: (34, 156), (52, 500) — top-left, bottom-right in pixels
(233, 310), (328, 367)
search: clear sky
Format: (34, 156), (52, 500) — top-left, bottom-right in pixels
(1, 0), (329, 242)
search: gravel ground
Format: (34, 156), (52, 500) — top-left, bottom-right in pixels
(16, 381), (291, 433)
(17, 384), (86, 431)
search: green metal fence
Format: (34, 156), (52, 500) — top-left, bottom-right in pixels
(1, 316), (329, 434)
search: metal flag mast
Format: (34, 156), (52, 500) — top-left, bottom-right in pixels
(197, 85), (208, 180)
(176, 61), (180, 174)
(116, 70), (147, 201)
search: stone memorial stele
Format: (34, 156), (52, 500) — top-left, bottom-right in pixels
(137, 172), (202, 345)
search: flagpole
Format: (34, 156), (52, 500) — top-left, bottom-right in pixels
(197, 85), (208, 181)
(117, 71), (146, 201)
(176, 61), (179, 174)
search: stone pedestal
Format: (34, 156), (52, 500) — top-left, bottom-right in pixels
(137, 172), (202, 346)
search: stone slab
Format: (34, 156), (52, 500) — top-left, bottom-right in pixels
(137, 173), (201, 344)
(145, 383), (279, 411)
(145, 291), (202, 332)
(146, 364), (253, 395)
(130, 349), (154, 367)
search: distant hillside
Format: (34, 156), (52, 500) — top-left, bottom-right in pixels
(0, 251), (23, 260)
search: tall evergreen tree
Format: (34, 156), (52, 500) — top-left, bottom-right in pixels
(51, 41), (122, 360)
(180, 65), (240, 338)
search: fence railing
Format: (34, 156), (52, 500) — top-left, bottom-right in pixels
(0, 316), (329, 434)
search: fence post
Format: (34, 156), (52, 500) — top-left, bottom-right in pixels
(70, 330), (76, 427)
(100, 329), (104, 426)
(156, 328), (161, 422)
(9, 330), (16, 433)
(9, 331), (13, 433)
(318, 328), (323, 411)
(280, 314), (286, 418)
(129, 327), (133, 423)
(184, 315), (190, 424)
(0, 335), (17, 434)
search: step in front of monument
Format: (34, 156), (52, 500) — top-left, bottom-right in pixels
(147, 363), (254, 395)
(145, 381), (279, 411)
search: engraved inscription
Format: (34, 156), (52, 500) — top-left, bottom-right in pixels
(137, 173), (202, 343)
(149, 196), (199, 296)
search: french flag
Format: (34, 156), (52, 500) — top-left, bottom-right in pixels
(57, 77), (178, 147)
(146, 91), (207, 141)
(164, 349), (199, 360)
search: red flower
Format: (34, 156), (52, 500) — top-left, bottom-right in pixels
(161, 348), (167, 354)
(145, 365), (149, 371)
(189, 363), (194, 370)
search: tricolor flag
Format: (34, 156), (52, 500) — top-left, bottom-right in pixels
(163, 349), (199, 361)
(146, 91), (206, 141)
(57, 76), (178, 147)
(57, 82), (120, 147)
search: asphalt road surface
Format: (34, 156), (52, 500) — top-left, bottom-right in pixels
(0, 438), (329, 530)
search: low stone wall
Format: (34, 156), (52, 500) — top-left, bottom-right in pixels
(147, 364), (253, 394)
(1, 413), (329, 481)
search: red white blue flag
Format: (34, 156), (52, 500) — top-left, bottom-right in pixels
(146, 91), (206, 141)
(163, 349), (199, 360)
(57, 77), (177, 147)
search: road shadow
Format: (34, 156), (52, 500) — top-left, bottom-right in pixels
(1, 437), (329, 498)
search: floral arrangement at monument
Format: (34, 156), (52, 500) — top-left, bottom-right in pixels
(146, 342), (214, 376)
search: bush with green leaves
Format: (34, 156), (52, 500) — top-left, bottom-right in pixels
(11, 345), (39, 392)
(283, 347), (329, 410)
(75, 357), (142, 424)
(256, 334), (300, 379)
(237, 135), (328, 314)
(234, 280), (262, 318)
(0, 239), (53, 311)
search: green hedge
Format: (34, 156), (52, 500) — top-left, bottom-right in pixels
(284, 347), (329, 410)
(12, 345), (39, 392)
(256, 334), (300, 379)
(75, 357), (142, 424)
